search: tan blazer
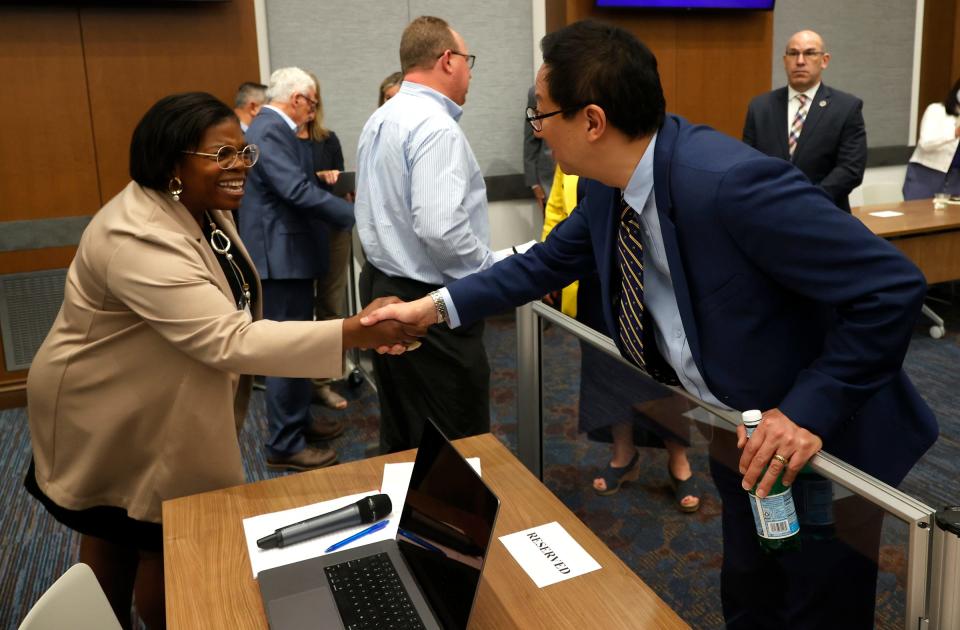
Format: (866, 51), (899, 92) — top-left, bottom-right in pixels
(27, 182), (343, 523)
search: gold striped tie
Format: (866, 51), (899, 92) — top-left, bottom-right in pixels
(617, 199), (647, 370)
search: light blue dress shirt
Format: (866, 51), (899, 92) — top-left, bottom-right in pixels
(443, 134), (727, 408)
(355, 82), (494, 286)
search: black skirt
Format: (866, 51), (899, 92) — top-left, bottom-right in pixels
(24, 459), (163, 552)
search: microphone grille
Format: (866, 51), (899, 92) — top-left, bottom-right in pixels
(357, 494), (393, 522)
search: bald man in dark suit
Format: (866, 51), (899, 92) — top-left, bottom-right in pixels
(743, 30), (866, 212)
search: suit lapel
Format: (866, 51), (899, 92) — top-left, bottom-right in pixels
(651, 117), (703, 371)
(774, 87), (790, 159)
(792, 84), (829, 162)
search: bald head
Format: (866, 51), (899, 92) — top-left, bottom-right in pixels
(783, 30), (830, 92)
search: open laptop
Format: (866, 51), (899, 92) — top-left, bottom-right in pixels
(258, 419), (501, 630)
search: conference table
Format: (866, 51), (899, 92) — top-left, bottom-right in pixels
(853, 197), (960, 285)
(853, 197), (960, 338)
(163, 433), (689, 629)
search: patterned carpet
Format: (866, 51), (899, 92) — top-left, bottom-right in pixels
(1, 305), (958, 628)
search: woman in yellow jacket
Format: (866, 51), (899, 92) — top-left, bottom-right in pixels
(541, 166), (700, 511)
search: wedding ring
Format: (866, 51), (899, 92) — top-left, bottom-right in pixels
(405, 340), (422, 351)
(772, 454), (789, 466)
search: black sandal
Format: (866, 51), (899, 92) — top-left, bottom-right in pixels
(668, 470), (701, 513)
(593, 450), (641, 496)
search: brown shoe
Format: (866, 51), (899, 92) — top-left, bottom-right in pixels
(305, 417), (345, 442)
(266, 445), (338, 472)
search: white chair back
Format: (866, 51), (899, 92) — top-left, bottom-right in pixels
(18, 563), (122, 630)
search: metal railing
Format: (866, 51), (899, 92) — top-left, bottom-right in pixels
(515, 300), (954, 630)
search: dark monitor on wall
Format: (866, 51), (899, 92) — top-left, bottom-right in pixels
(597, 0), (774, 8)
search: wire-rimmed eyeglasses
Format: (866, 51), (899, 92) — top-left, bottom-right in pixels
(182, 145), (260, 169)
(784, 49), (825, 60)
(525, 105), (583, 132)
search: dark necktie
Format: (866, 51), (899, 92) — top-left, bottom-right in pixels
(617, 198), (647, 370)
(616, 197), (681, 386)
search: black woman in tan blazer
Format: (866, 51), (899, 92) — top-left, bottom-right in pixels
(24, 93), (422, 629)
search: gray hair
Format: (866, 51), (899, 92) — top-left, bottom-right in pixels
(266, 67), (314, 103)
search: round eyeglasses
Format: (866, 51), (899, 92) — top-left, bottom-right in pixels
(182, 144), (260, 169)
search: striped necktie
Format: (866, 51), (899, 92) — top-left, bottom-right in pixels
(788, 93), (809, 157)
(617, 198), (647, 370)
(616, 197), (682, 386)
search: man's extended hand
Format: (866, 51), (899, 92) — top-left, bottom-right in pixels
(343, 297), (427, 355)
(360, 295), (438, 330)
(736, 408), (823, 498)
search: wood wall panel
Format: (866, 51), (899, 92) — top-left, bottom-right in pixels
(564, 0), (772, 139)
(0, 8), (101, 221)
(80, 2), (260, 201)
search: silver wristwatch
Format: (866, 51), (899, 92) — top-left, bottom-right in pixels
(429, 290), (449, 326)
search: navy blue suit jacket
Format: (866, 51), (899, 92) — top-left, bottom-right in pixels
(743, 84), (867, 213)
(449, 115), (936, 486)
(238, 108), (354, 280)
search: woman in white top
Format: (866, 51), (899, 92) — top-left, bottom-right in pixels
(903, 77), (960, 200)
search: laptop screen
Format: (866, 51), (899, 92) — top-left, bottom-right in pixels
(396, 421), (500, 630)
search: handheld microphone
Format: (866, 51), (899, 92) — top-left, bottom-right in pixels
(257, 494), (392, 550)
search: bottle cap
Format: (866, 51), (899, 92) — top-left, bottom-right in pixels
(741, 409), (762, 427)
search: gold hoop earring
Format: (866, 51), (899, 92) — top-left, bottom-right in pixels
(168, 176), (183, 202)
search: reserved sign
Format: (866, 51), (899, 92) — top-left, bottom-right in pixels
(499, 521), (601, 587)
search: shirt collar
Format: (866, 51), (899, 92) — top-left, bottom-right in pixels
(788, 82), (820, 103)
(399, 81), (464, 122)
(263, 104), (298, 131)
(623, 132), (658, 211)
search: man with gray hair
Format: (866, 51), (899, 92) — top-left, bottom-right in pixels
(355, 16), (494, 453)
(233, 81), (267, 132)
(239, 66), (355, 471)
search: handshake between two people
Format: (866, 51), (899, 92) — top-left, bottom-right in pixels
(342, 296), (436, 355)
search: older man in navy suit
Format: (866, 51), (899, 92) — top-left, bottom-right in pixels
(239, 67), (354, 471)
(363, 21), (937, 629)
(743, 30), (867, 213)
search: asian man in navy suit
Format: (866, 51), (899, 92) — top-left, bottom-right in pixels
(363, 21), (938, 629)
(743, 30), (867, 213)
(239, 67), (355, 471)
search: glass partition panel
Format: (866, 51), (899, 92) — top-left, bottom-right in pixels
(522, 302), (938, 629)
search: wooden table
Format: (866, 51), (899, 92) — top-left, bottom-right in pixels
(853, 198), (960, 284)
(163, 433), (688, 629)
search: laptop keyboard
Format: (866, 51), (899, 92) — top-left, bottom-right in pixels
(324, 552), (427, 630)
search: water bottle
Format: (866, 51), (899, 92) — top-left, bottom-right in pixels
(742, 409), (801, 553)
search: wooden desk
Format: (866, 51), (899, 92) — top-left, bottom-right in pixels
(163, 434), (688, 629)
(853, 198), (960, 284)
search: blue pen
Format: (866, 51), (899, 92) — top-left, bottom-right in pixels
(324, 519), (389, 553)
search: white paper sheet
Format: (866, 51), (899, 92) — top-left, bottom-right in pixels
(868, 210), (904, 218)
(499, 521), (601, 588)
(243, 457), (481, 578)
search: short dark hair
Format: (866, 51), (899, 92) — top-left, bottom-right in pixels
(234, 81), (267, 108)
(129, 92), (237, 191)
(944, 77), (960, 117)
(541, 20), (664, 139)
(400, 16), (457, 74)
